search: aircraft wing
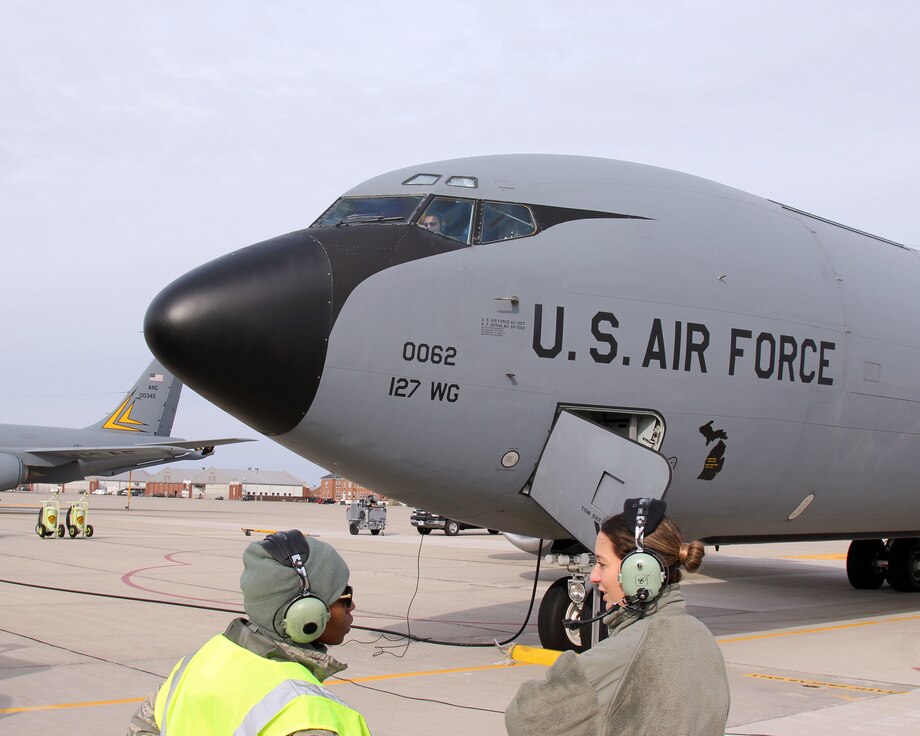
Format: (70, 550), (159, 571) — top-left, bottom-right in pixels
(22, 438), (252, 462)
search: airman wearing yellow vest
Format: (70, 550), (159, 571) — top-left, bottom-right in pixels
(128, 530), (371, 736)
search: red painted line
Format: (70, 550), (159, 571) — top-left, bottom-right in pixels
(121, 551), (237, 605)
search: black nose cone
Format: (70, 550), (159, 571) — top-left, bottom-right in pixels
(144, 231), (332, 436)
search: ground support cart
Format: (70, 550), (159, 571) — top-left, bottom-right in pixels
(66, 491), (94, 538)
(35, 489), (64, 538)
(346, 499), (387, 536)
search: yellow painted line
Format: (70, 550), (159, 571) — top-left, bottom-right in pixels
(781, 553), (846, 560)
(503, 612), (920, 667)
(719, 612), (920, 644)
(0, 661), (535, 714)
(0, 697), (143, 714)
(331, 661), (533, 685)
(745, 673), (907, 695)
(13, 611), (918, 715)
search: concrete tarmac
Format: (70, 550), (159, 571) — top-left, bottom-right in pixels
(1, 493), (919, 735)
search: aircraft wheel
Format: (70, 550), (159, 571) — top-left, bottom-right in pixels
(487, 529), (500, 535)
(444, 520), (460, 536)
(370, 528), (381, 536)
(846, 539), (885, 589)
(417, 528), (431, 535)
(537, 577), (608, 652)
(85, 525), (94, 538)
(68, 525), (79, 539)
(57, 524), (66, 538)
(886, 538), (920, 592)
(349, 523), (359, 535)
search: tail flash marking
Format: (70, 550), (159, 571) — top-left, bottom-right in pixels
(102, 392), (147, 432)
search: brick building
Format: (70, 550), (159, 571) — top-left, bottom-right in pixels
(316, 473), (388, 503)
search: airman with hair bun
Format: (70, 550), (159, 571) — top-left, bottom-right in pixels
(506, 498), (730, 736)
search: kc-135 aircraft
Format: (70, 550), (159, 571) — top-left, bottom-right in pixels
(144, 155), (920, 650)
(0, 359), (248, 491)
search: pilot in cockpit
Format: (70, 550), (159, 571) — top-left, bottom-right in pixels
(419, 213), (443, 234)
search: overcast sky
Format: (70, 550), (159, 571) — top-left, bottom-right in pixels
(2, 2), (918, 486)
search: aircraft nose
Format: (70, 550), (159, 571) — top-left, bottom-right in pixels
(144, 231), (332, 436)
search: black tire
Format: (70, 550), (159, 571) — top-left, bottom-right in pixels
(85, 525), (94, 538)
(886, 537), (920, 592)
(57, 525), (65, 538)
(444, 520), (460, 536)
(35, 523), (44, 537)
(349, 523), (359, 535)
(68, 525), (78, 539)
(487, 529), (500, 535)
(846, 539), (885, 589)
(370, 528), (381, 536)
(576, 588), (609, 650)
(417, 527), (431, 535)
(537, 577), (608, 652)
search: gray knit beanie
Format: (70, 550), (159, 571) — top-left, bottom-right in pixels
(240, 534), (349, 634)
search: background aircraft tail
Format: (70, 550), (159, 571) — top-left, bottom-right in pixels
(86, 359), (183, 437)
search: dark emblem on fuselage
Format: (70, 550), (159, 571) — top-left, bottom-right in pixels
(698, 420), (727, 480)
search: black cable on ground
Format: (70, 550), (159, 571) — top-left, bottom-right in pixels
(0, 542), (545, 648)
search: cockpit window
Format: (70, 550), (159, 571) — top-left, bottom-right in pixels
(402, 173), (441, 185)
(314, 196), (425, 226)
(480, 202), (536, 243)
(417, 197), (475, 244)
(446, 176), (478, 188)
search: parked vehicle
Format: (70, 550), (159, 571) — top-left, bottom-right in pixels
(346, 498), (387, 535)
(410, 508), (500, 536)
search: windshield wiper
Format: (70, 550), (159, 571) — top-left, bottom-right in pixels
(335, 214), (404, 226)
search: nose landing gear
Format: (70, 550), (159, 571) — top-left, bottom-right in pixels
(536, 554), (609, 652)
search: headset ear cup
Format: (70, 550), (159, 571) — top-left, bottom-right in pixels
(282, 596), (330, 643)
(618, 551), (666, 600)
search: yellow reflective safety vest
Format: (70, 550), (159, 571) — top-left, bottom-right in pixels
(154, 634), (372, 736)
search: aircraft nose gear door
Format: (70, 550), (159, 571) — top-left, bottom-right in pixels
(529, 410), (672, 651)
(529, 410), (672, 550)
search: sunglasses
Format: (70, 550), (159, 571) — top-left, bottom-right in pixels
(337, 585), (354, 607)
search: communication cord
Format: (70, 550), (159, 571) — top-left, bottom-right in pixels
(0, 544), (545, 715)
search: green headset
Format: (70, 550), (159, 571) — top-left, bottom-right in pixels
(618, 497), (668, 603)
(259, 530), (331, 644)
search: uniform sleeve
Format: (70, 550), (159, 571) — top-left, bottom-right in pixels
(126, 687), (160, 736)
(505, 651), (601, 736)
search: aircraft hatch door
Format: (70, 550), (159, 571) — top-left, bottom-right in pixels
(528, 410), (672, 549)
